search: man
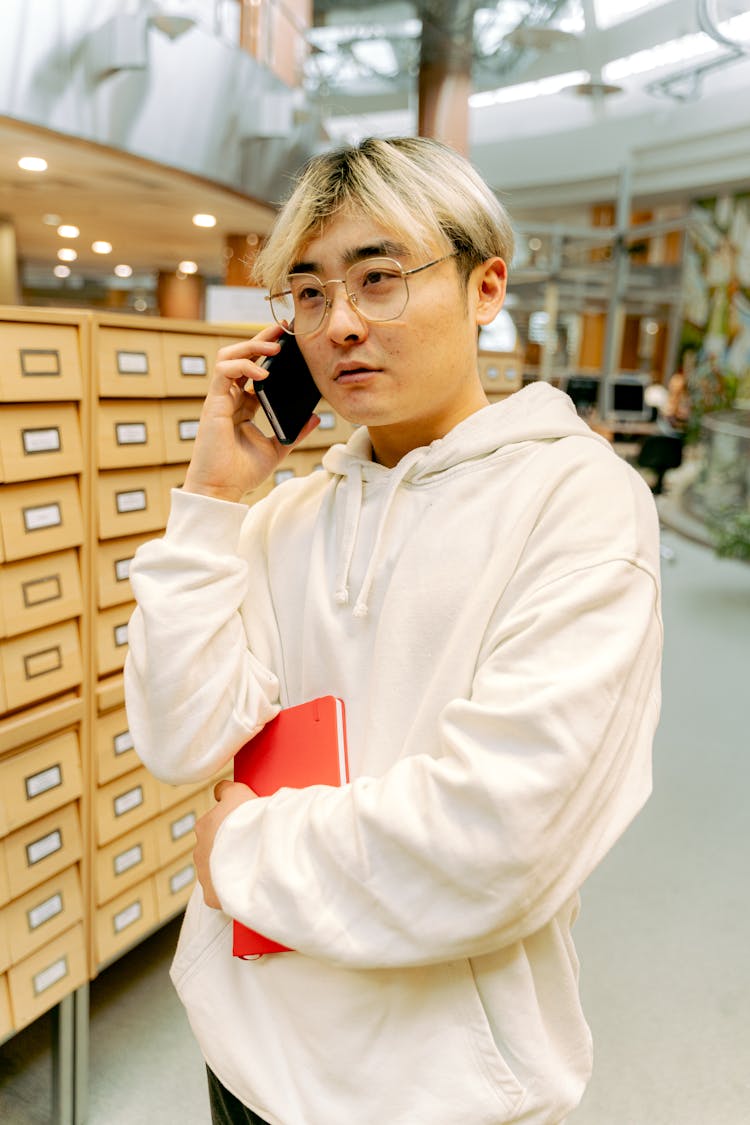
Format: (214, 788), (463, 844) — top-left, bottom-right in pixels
(125, 137), (662, 1125)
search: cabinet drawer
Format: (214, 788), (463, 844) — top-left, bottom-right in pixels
(96, 468), (166, 540)
(162, 332), (220, 397)
(4, 803), (82, 899)
(95, 705), (139, 784)
(96, 602), (135, 678)
(5, 864), (83, 965)
(478, 352), (523, 393)
(0, 404), (83, 482)
(1, 619), (83, 714)
(97, 401), (166, 469)
(0, 840), (9, 905)
(0, 973), (11, 1039)
(271, 449), (325, 488)
(0, 549), (82, 637)
(297, 401), (353, 449)
(96, 533), (152, 609)
(8, 922), (86, 1031)
(95, 821), (158, 906)
(0, 477), (84, 562)
(97, 328), (166, 397)
(95, 877), (158, 966)
(95, 766), (159, 846)
(154, 791), (207, 867)
(161, 400), (202, 463)
(160, 464), (187, 514)
(155, 852), (197, 922)
(0, 730), (82, 834)
(0, 323), (82, 402)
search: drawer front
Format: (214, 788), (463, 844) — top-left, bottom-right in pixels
(0, 729), (82, 833)
(95, 877), (158, 966)
(4, 803), (82, 899)
(478, 353), (523, 394)
(0, 840), (9, 905)
(154, 791), (207, 868)
(0, 549), (82, 637)
(0, 404), (83, 482)
(0, 477), (84, 562)
(161, 400), (202, 463)
(95, 705), (139, 784)
(155, 852), (197, 922)
(5, 864), (83, 965)
(96, 468), (166, 540)
(160, 464), (187, 515)
(96, 602), (135, 678)
(8, 922), (87, 1031)
(0, 323), (82, 402)
(161, 332), (220, 397)
(271, 449), (325, 488)
(97, 401), (166, 469)
(95, 821), (158, 906)
(97, 328), (166, 397)
(1, 619), (83, 714)
(297, 402), (353, 450)
(95, 766), (159, 846)
(96, 533), (152, 609)
(0, 973), (11, 1039)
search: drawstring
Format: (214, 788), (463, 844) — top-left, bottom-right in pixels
(334, 467), (364, 607)
(351, 456), (415, 617)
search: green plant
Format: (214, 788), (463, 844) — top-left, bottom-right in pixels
(709, 508), (750, 561)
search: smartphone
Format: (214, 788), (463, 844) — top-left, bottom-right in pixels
(253, 334), (320, 445)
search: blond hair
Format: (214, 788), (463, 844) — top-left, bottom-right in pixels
(254, 137), (514, 293)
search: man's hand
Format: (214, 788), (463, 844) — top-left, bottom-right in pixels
(194, 779), (258, 909)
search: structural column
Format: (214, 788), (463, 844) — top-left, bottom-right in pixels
(0, 217), (21, 305)
(417, 0), (474, 154)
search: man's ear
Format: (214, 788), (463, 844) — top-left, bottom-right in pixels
(474, 257), (508, 326)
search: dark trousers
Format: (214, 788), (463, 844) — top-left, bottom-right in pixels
(207, 1067), (271, 1125)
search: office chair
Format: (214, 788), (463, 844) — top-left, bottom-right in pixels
(636, 434), (684, 495)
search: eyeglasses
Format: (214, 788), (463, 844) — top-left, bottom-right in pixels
(266, 253), (455, 336)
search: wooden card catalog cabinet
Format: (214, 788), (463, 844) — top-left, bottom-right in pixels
(96, 328), (166, 398)
(0, 404), (83, 483)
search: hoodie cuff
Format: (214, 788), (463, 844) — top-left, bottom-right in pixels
(163, 487), (250, 556)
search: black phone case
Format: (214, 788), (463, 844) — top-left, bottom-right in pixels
(253, 335), (321, 445)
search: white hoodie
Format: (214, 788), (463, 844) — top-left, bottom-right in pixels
(124, 383), (662, 1125)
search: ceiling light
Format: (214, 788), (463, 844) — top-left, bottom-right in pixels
(58, 224), (80, 239)
(178, 260), (198, 274)
(92, 240), (113, 254)
(192, 213), (216, 228)
(58, 248), (78, 262)
(54, 265), (72, 279)
(18, 156), (48, 172)
(43, 213), (62, 226)
(114, 263), (133, 278)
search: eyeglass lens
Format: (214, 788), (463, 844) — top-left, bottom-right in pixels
(271, 258), (409, 335)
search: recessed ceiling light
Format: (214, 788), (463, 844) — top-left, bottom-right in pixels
(57, 224), (80, 239)
(54, 264), (71, 279)
(18, 156), (48, 172)
(43, 213), (62, 226)
(178, 260), (199, 274)
(192, 213), (216, 228)
(114, 263), (133, 278)
(92, 240), (113, 254)
(58, 248), (78, 262)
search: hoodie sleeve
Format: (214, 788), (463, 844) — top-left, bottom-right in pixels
(210, 548), (662, 969)
(124, 489), (280, 784)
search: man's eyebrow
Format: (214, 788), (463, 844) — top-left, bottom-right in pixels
(289, 240), (408, 276)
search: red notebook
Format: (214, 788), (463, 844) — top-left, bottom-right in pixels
(232, 695), (348, 958)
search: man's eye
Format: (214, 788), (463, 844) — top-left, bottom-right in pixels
(296, 285), (324, 302)
(362, 269), (397, 287)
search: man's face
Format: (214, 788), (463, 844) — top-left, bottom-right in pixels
(294, 211), (504, 466)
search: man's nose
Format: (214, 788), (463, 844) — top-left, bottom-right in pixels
(324, 284), (367, 342)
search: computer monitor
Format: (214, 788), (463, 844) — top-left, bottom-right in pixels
(605, 373), (654, 424)
(560, 374), (599, 415)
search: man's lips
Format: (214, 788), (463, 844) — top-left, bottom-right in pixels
(333, 363), (379, 383)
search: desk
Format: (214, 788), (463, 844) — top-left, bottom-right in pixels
(588, 418), (661, 442)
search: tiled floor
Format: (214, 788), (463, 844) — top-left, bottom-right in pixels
(1, 527), (748, 1124)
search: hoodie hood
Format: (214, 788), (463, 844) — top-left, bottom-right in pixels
(320, 383), (609, 618)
